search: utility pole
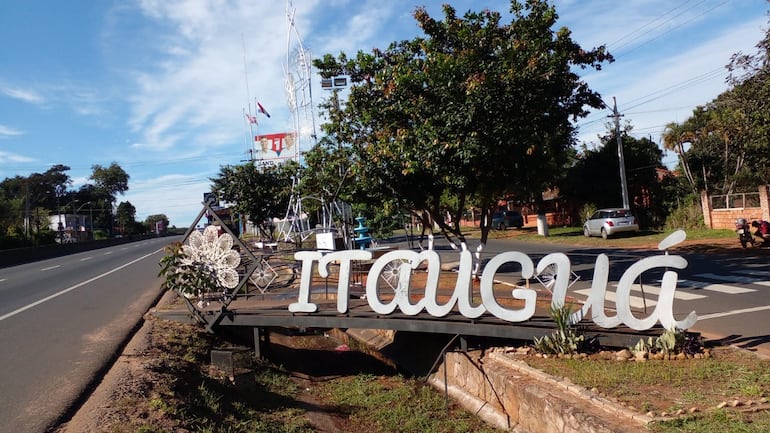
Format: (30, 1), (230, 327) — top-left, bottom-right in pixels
(609, 97), (630, 209)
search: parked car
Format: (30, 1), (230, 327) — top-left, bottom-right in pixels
(583, 208), (639, 239)
(491, 210), (524, 230)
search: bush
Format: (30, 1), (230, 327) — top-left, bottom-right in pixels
(577, 203), (597, 225)
(664, 199), (704, 230)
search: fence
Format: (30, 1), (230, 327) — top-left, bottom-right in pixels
(701, 186), (770, 230)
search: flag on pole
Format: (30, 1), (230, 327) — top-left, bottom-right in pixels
(257, 101), (271, 118)
(245, 112), (258, 124)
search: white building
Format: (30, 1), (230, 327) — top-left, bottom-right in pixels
(48, 214), (90, 243)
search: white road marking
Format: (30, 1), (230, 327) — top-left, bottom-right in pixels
(0, 278), (6, 282)
(80, 257), (93, 262)
(693, 273), (770, 287)
(103, 251), (112, 255)
(0, 249), (162, 322)
(624, 284), (707, 300)
(702, 284), (758, 294)
(697, 305), (770, 320)
(573, 289), (656, 309)
(41, 265), (60, 271)
(679, 280), (757, 294)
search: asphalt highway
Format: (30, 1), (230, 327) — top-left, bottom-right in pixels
(0, 236), (181, 433)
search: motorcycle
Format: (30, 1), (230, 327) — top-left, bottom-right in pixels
(735, 218), (755, 248)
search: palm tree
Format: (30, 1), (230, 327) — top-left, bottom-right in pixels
(662, 121), (698, 197)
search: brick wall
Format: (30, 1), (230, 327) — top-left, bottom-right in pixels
(702, 185), (769, 230)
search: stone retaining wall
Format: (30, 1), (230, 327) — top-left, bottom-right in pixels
(428, 350), (650, 433)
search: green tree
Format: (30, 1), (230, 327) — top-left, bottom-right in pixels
(0, 165), (72, 245)
(312, 0), (611, 247)
(210, 161), (299, 241)
(116, 201), (137, 235)
(89, 162), (129, 235)
(145, 214), (170, 234)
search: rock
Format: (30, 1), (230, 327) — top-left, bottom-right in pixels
(616, 349), (632, 360)
(675, 409), (685, 416)
(730, 400), (742, 407)
(676, 352), (687, 361)
(688, 407), (699, 414)
(717, 401), (728, 409)
(646, 411), (656, 418)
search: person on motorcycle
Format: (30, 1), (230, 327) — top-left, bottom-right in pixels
(751, 220), (770, 243)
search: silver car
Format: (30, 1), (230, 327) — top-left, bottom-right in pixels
(583, 208), (639, 239)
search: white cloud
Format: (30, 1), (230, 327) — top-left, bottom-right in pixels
(0, 125), (24, 137)
(125, 0), (296, 157)
(1, 86), (44, 104)
(0, 150), (35, 164)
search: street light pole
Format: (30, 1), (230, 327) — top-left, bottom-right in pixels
(75, 201), (91, 242)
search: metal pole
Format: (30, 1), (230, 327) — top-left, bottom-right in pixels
(89, 206), (94, 240)
(57, 193), (62, 244)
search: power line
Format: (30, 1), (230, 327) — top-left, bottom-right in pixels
(608, 0), (701, 55)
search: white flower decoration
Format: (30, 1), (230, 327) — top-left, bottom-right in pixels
(181, 225), (241, 289)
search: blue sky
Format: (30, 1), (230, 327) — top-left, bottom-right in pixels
(1, 0), (767, 228)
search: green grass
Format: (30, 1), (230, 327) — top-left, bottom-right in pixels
(480, 225), (736, 249)
(652, 409), (770, 433)
(523, 347), (770, 433)
(312, 374), (500, 433)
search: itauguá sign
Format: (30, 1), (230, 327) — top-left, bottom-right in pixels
(287, 230), (696, 332)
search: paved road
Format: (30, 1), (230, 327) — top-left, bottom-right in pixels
(0, 236), (181, 433)
(386, 234), (770, 357)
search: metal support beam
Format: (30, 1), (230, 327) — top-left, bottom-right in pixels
(253, 327), (270, 360)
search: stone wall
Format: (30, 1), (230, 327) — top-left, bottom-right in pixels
(428, 350), (649, 433)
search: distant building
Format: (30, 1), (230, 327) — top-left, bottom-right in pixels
(48, 214), (90, 243)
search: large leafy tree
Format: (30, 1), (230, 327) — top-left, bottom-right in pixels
(311, 0), (611, 247)
(116, 201), (137, 234)
(0, 165), (72, 245)
(89, 162), (129, 234)
(210, 161), (299, 241)
(90, 162), (129, 201)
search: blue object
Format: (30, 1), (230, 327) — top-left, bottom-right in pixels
(353, 215), (372, 249)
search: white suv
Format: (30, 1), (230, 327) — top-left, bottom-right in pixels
(583, 208), (639, 239)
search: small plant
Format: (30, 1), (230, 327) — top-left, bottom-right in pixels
(629, 327), (703, 357)
(534, 304), (595, 355)
(158, 242), (220, 300)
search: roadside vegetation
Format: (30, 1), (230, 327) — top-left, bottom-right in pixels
(81, 301), (768, 433)
(92, 317), (502, 433)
